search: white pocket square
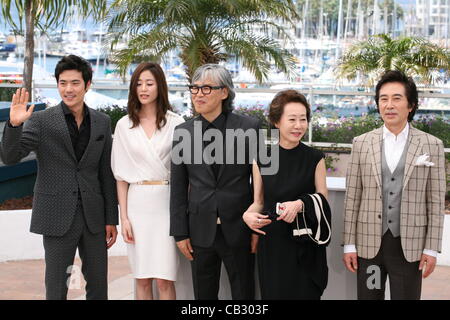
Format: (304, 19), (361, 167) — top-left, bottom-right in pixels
(415, 153), (435, 167)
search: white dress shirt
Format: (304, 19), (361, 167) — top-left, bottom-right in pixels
(344, 123), (437, 258)
(383, 123), (409, 174)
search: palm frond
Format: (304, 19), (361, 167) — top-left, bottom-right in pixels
(109, 28), (178, 77)
(336, 34), (450, 86)
(105, 0), (299, 81)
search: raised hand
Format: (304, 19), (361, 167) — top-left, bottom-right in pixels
(9, 88), (35, 127)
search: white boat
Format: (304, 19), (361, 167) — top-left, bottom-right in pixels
(63, 41), (107, 62)
(0, 60), (50, 81)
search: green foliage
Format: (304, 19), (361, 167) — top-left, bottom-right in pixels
(324, 153), (339, 173)
(0, 86), (16, 101)
(312, 114), (383, 144)
(234, 106), (270, 130)
(312, 113), (450, 148)
(106, 0), (299, 82)
(0, 0), (106, 32)
(219, 105), (450, 149)
(412, 115), (450, 149)
(97, 105), (127, 133)
(335, 34), (450, 86)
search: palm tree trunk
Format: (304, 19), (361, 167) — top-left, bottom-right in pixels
(23, 0), (36, 95)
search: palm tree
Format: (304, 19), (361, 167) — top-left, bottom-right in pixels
(0, 0), (106, 94)
(335, 34), (450, 86)
(105, 0), (300, 82)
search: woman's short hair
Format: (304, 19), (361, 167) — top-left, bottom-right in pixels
(191, 64), (236, 113)
(128, 62), (172, 129)
(268, 89), (311, 126)
(375, 70), (418, 122)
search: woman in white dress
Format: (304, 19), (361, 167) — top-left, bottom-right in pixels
(111, 62), (184, 300)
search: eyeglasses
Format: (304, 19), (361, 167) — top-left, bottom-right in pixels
(188, 85), (225, 95)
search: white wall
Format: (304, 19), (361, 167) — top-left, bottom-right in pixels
(438, 214), (450, 266)
(0, 210), (127, 262)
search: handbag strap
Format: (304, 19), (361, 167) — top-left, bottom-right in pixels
(296, 193), (331, 245)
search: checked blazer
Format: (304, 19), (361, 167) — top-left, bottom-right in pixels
(343, 125), (445, 262)
(0, 103), (118, 236)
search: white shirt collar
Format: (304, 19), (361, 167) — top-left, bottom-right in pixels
(383, 123), (409, 142)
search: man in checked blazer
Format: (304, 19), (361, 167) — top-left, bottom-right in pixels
(0, 55), (118, 300)
(343, 70), (445, 300)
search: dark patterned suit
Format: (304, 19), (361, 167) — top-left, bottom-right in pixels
(0, 103), (118, 299)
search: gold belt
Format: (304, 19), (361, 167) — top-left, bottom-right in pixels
(135, 180), (169, 185)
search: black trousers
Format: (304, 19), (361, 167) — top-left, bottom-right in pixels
(190, 225), (255, 300)
(43, 200), (108, 300)
(357, 230), (422, 300)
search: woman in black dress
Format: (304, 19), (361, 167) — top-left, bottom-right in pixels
(243, 90), (329, 299)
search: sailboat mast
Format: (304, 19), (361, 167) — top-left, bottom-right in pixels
(336, 0), (344, 60)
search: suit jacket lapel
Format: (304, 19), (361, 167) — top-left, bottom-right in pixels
(403, 127), (422, 190)
(55, 104), (77, 162)
(78, 107), (97, 166)
(369, 127), (383, 193)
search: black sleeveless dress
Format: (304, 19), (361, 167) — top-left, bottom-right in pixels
(258, 142), (328, 299)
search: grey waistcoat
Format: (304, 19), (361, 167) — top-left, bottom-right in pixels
(381, 140), (408, 237)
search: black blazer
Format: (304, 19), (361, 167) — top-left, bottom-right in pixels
(170, 112), (260, 248)
(0, 104), (118, 236)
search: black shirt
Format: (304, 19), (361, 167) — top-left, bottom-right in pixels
(199, 112), (227, 179)
(62, 102), (91, 162)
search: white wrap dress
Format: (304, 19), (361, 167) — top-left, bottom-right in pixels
(111, 111), (184, 280)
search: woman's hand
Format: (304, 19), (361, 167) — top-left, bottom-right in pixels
(277, 200), (303, 224)
(243, 211), (271, 235)
(121, 219), (135, 244)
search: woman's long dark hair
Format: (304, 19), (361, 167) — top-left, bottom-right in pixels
(127, 62), (172, 129)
